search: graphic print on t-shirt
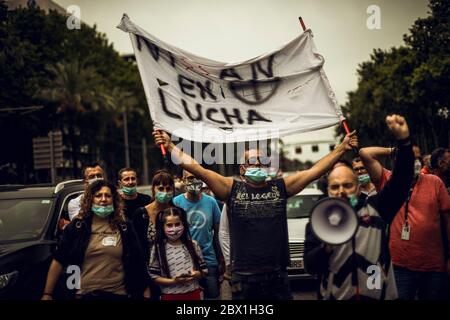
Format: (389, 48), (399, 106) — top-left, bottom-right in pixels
(187, 210), (207, 230)
(234, 184), (283, 219)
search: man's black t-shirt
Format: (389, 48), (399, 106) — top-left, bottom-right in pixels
(226, 178), (289, 271)
(122, 193), (151, 219)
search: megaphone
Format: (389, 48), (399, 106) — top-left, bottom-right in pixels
(310, 197), (358, 245)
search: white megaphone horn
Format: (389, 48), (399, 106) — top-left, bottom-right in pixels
(310, 197), (359, 245)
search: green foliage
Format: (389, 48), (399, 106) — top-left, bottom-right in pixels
(0, 3), (158, 183)
(341, 0), (449, 153)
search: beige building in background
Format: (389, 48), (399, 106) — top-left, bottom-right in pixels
(283, 127), (339, 163)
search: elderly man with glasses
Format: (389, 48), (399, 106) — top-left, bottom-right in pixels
(352, 157), (377, 197)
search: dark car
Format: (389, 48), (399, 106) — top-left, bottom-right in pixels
(0, 180), (84, 299)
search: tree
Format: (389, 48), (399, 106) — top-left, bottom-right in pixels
(0, 3), (156, 183)
(342, 0), (449, 152)
(40, 60), (107, 177)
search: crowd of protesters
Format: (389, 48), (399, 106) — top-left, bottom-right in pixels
(40, 114), (449, 300)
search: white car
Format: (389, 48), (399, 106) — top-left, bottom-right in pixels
(287, 186), (323, 280)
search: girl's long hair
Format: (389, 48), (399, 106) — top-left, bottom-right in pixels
(154, 207), (201, 278)
(78, 179), (125, 229)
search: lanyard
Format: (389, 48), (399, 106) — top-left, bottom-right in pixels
(403, 180), (417, 223)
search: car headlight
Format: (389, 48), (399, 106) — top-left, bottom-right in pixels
(0, 271), (19, 290)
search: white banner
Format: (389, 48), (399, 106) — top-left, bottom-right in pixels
(118, 14), (343, 143)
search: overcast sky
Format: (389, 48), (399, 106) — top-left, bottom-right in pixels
(54, 0), (429, 141)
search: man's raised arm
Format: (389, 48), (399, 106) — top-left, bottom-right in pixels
(358, 146), (393, 185)
(284, 131), (358, 197)
(153, 131), (233, 201)
(369, 115), (414, 224)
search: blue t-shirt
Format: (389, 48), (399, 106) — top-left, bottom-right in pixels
(173, 193), (221, 267)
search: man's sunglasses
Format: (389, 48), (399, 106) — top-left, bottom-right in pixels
(246, 156), (271, 167)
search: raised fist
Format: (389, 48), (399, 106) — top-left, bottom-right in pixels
(385, 115), (409, 140)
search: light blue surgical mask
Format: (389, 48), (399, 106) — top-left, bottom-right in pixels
(414, 159), (422, 178)
(348, 194), (359, 208)
(91, 204), (114, 217)
(155, 191), (173, 203)
(244, 167), (268, 183)
(121, 186), (137, 196)
(358, 174), (371, 186)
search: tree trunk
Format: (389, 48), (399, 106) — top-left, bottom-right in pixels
(68, 115), (79, 178)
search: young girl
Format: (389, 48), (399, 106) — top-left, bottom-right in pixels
(149, 207), (207, 300)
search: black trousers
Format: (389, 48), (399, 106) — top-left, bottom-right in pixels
(230, 269), (293, 300)
(76, 290), (129, 301)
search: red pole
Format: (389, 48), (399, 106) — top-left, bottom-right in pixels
(157, 130), (168, 162)
(298, 16), (307, 32)
(160, 143), (167, 157)
(341, 119), (351, 134)
(297, 16), (354, 138)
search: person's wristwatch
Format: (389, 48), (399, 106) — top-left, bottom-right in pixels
(390, 147), (397, 157)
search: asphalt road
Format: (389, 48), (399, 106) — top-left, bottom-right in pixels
(220, 278), (318, 300)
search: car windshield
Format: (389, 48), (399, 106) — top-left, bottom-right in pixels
(0, 198), (53, 243)
(287, 195), (322, 219)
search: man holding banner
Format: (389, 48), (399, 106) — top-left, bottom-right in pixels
(153, 130), (357, 299)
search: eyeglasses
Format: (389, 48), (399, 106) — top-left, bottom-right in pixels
(353, 166), (366, 173)
(246, 156), (271, 167)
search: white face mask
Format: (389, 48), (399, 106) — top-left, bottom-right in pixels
(186, 178), (203, 195)
(414, 159), (422, 178)
(87, 177), (103, 185)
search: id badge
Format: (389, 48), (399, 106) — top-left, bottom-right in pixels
(102, 236), (117, 246)
(401, 224), (410, 241)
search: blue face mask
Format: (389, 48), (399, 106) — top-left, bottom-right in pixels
(155, 191), (173, 203)
(91, 204), (114, 217)
(358, 174), (371, 186)
(348, 194), (359, 208)
(121, 186), (137, 196)
(244, 167), (268, 183)
(414, 159), (422, 178)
